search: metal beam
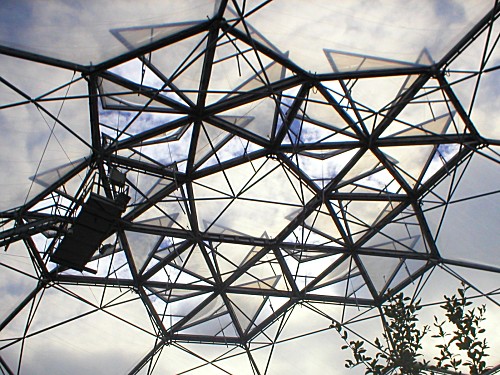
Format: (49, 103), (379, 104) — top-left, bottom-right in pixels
(99, 71), (191, 113)
(437, 1), (500, 69)
(90, 20), (214, 74)
(0, 45), (88, 73)
(0, 281), (47, 332)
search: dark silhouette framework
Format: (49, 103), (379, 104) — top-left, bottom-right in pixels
(0, 1), (499, 374)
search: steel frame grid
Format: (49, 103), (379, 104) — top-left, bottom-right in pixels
(0, 1), (499, 374)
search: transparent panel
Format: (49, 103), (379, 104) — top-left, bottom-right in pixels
(0, 1), (221, 65)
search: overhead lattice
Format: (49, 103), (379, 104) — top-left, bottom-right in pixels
(0, 1), (499, 374)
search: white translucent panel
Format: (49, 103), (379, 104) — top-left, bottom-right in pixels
(284, 89), (357, 145)
(293, 254), (345, 289)
(359, 255), (401, 293)
(447, 71), (478, 111)
(0, 1), (221, 65)
(228, 293), (265, 331)
(0, 79), (26, 108)
(231, 251), (290, 292)
(367, 208), (429, 254)
(156, 197), (192, 229)
(343, 200), (393, 233)
(234, 265), (289, 292)
(136, 203), (191, 231)
(385, 259), (427, 291)
(102, 296), (157, 333)
(81, 245), (134, 280)
(150, 291), (209, 330)
(290, 149), (356, 188)
(432, 194), (499, 267)
(194, 122), (233, 165)
(125, 125), (193, 172)
(181, 344), (254, 375)
(253, 297), (285, 330)
(212, 243), (261, 280)
(182, 313), (238, 340)
(0, 308), (32, 362)
(382, 113), (452, 138)
(422, 150), (498, 267)
(109, 58), (166, 90)
(0, 105), (90, 210)
(349, 75), (423, 118)
(196, 194), (292, 237)
(127, 171), (173, 205)
(447, 13), (499, 73)
(149, 32), (208, 104)
(171, 244), (215, 281)
(0, 58), (91, 210)
(0, 242), (38, 322)
(197, 119), (259, 170)
(339, 150), (381, 186)
(446, 265), (500, 305)
(345, 276), (373, 300)
(222, 58), (286, 97)
(469, 69), (500, 139)
(192, 176), (233, 201)
(19, 287), (95, 334)
(411, 265), (498, 311)
(98, 78), (176, 112)
(259, 305), (373, 374)
(27, 158), (86, 193)
(446, 21), (499, 140)
(197, 132), (263, 170)
(194, 158), (313, 237)
(182, 295), (227, 329)
(383, 144), (435, 187)
(304, 203), (342, 239)
(363, 230), (426, 254)
(139, 343), (231, 375)
(210, 34), (287, 104)
(219, 96), (278, 139)
(0, 285), (155, 375)
(313, 273), (372, 300)
(447, 148), (498, 202)
(228, 0), (493, 74)
(312, 256), (355, 289)
(380, 79), (450, 131)
(287, 224), (343, 247)
(124, 231), (161, 272)
(297, 95), (355, 137)
(0, 54), (80, 98)
(239, 161), (309, 203)
(325, 50), (419, 73)
(149, 287), (205, 305)
(264, 299), (340, 340)
(234, 274), (281, 290)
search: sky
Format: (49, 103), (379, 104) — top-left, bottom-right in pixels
(0, 1), (499, 374)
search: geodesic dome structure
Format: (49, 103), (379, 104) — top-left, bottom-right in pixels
(0, 1), (499, 374)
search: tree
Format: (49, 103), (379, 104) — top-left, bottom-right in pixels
(433, 288), (489, 374)
(332, 287), (490, 375)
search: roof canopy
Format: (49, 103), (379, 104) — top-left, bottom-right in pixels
(1, 1), (499, 374)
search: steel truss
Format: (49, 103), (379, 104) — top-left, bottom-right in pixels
(0, 1), (499, 374)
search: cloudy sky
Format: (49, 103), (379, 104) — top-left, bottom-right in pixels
(0, 1), (498, 374)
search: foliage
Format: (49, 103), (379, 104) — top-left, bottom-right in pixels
(331, 287), (490, 375)
(433, 288), (489, 374)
